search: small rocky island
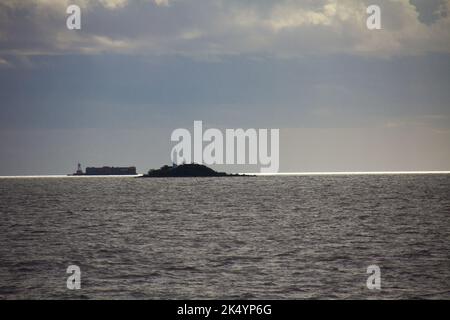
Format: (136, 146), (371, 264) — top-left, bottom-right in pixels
(141, 163), (248, 178)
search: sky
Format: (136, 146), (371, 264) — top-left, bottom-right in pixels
(0, 0), (450, 174)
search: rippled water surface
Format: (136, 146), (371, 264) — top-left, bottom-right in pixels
(0, 175), (449, 299)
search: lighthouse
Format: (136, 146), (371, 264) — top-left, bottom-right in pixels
(75, 163), (83, 175)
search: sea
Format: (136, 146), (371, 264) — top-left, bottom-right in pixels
(0, 174), (449, 299)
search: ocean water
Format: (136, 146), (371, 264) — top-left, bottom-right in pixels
(0, 175), (449, 300)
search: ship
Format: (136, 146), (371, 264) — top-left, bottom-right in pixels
(70, 163), (137, 176)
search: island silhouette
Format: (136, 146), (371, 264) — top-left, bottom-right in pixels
(141, 163), (249, 178)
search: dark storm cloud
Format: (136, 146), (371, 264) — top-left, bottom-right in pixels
(410, 0), (448, 25)
(1, 53), (449, 130)
(1, 0), (450, 59)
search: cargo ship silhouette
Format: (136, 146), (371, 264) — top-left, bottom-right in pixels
(70, 163), (137, 176)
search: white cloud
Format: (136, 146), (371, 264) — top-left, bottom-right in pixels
(268, 2), (337, 31)
(99, 0), (129, 9)
(0, 57), (11, 67)
(154, 0), (170, 7)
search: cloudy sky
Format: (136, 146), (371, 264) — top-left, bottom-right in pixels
(0, 0), (449, 174)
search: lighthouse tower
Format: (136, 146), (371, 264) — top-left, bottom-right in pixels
(75, 163), (83, 175)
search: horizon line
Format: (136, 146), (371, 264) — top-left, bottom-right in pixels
(245, 171), (450, 176)
(1, 171), (450, 178)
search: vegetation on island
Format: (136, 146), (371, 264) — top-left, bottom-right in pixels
(141, 163), (248, 178)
